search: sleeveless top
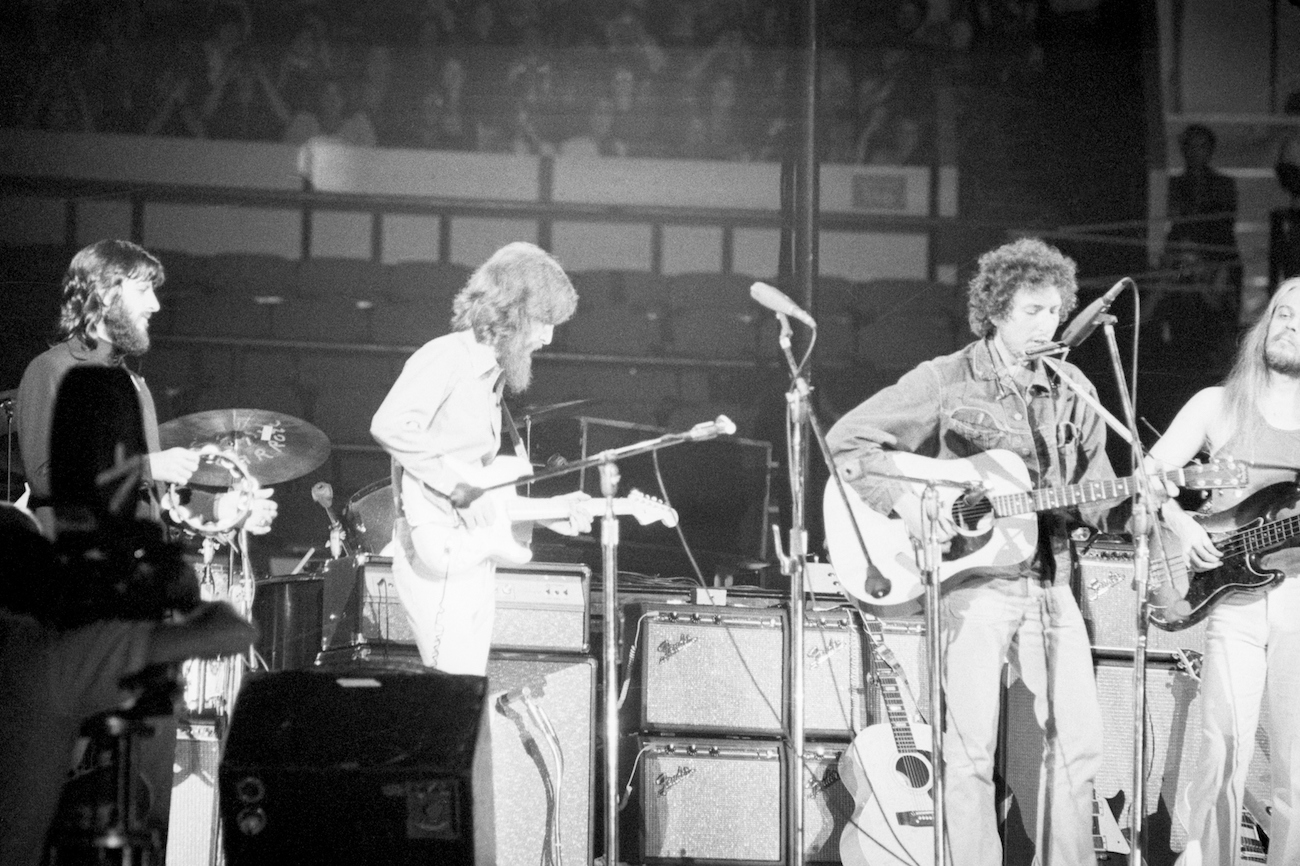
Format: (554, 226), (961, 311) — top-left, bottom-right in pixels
(1207, 416), (1300, 575)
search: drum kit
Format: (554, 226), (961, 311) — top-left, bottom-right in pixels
(156, 398), (598, 717)
(157, 407), (332, 719)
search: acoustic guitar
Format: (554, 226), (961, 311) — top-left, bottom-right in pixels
(839, 615), (933, 866)
(824, 450), (1247, 608)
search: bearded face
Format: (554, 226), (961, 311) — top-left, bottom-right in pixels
(1265, 290), (1300, 376)
(103, 295), (151, 356)
(496, 319), (555, 393)
(100, 275), (157, 356)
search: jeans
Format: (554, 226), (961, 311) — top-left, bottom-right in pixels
(941, 574), (1103, 866)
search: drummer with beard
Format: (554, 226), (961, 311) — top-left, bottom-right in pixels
(370, 241), (589, 677)
(15, 239), (278, 538)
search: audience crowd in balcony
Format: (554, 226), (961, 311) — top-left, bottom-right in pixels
(2, 0), (1053, 166)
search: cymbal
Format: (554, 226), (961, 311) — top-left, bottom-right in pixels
(515, 398), (598, 424)
(158, 408), (330, 486)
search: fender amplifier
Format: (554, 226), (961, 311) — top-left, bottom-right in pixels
(621, 736), (852, 864)
(320, 556), (589, 654)
(1075, 534), (1207, 655)
(624, 603), (787, 735)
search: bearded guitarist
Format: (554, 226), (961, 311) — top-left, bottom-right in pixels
(370, 241), (590, 677)
(827, 238), (1132, 866)
(1147, 276), (1300, 865)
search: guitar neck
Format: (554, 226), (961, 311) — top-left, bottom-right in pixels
(865, 627), (921, 750)
(1232, 512), (1300, 558)
(992, 470), (1181, 517)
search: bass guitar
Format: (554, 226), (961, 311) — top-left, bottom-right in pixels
(824, 450), (1247, 608)
(839, 615), (933, 866)
(404, 454), (678, 573)
(1150, 480), (1300, 630)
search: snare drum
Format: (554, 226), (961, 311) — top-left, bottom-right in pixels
(342, 477), (396, 555)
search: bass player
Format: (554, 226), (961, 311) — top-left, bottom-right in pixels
(370, 240), (590, 676)
(1148, 276), (1300, 866)
(827, 237), (1130, 866)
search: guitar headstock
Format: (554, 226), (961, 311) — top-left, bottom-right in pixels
(1180, 458), (1249, 490)
(625, 490), (680, 527)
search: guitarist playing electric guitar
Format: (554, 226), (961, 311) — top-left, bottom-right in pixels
(827, 238), (1133, 866)
(1145, 276), (1300, 865)
(370, 241), (588, 677)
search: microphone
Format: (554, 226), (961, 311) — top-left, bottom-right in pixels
(311, 481), (345, 558)
(546, 454), (569, 470)
(750, 282), (816, 328)
(686, 415), (737, 442)
(1059, 277), (1133, 349)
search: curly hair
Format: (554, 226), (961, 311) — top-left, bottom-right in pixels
(56, 239), (165, 348)
(451, 241), (577, 344)
(966, 237), (1078, 339)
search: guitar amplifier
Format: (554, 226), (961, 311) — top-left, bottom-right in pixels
(624, 603), (786, 735)
(320, 555), (589, 655)
(1074, 534), (1208, 655)
(624, 736), (782, 864)
(621, 736), (852, 864)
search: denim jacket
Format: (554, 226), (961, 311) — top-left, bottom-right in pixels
(826, 338), (1122, 583)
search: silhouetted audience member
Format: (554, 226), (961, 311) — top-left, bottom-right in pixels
(1163, 123), (1242, 322)
(284, 75), (376, 147)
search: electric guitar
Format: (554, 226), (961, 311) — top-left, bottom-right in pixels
(1093, 791), (1130, 860)
(403, 454), (678, 573)
(824, 450), (1248, 608)
(839, 616), (933, 866)
(1150, 480), (1300, 631)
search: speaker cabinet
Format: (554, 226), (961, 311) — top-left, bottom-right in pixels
(1075, 534), (1208, 655)
(624, 603), (787, 735)
(218, 669), (486, 865)
(168, 720), (222, 866)
(486, 652), (595, 866)
(999, 652), (1272, 866)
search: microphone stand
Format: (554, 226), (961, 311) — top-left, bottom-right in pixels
(772, 313), (809, 866)
(1042, 317), (1157, 860)
(470, 418), (735, 866)
(1098, 314), (1158, 863)
(766, 313), (958, 864)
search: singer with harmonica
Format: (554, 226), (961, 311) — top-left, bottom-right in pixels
(827, 237), (1133, 866)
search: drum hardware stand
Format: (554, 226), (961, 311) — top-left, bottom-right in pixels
(2, 392), (14, 501)
(463, 415), (735, 866)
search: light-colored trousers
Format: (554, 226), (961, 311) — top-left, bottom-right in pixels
(941, 575), (1104, 866)
(1178, 577), (1300, 866)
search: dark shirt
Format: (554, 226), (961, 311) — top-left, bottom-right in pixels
(15, 339), (161, 523)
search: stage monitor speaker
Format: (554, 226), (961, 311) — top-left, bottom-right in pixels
(1075, 533), (1208, 655)
(218, 669), (487, 865)
(486, 652), (595, 866)
(624, 603), (786, 735)
(999, 652), (1272, 866)
(168, 720), (222, 866)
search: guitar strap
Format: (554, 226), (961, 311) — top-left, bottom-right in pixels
(501, 400), (529, 461)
